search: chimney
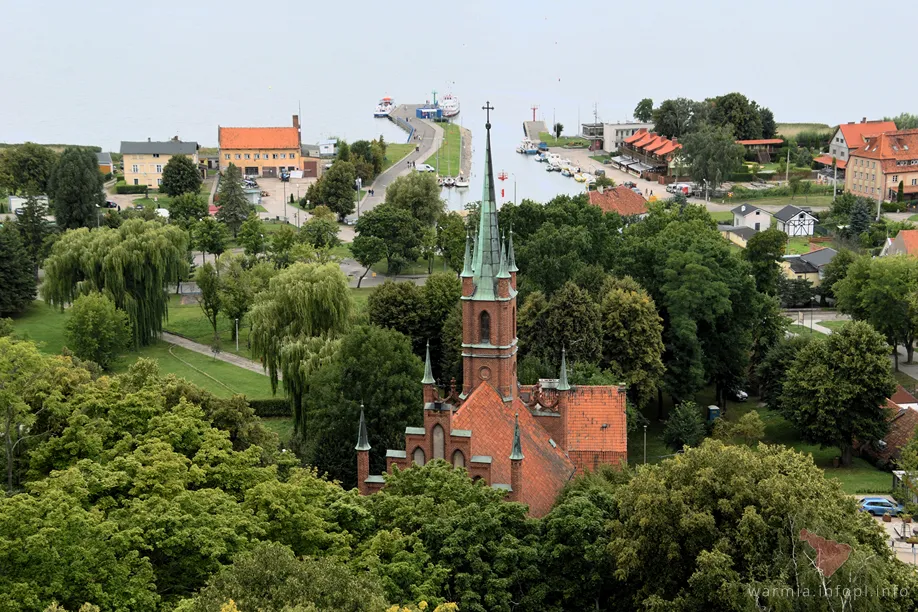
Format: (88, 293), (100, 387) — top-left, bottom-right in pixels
(862, 117), (867, 123)
(292, 114), (300, 130)
(741, 205), (746, 212)
(672, 137), (678, 144)
(147, 137), (151, 142)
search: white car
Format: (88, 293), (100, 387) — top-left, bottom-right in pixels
(415, 164), (436, 173)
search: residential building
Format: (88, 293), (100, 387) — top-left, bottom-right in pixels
(120, 139), (200, 188)
(731, 203), (772, 231)
(218, 115), (301, 178)
(720, 226), (758, 248)
(602, 122), (654, 153)
(319, 140), (338, 157)
(845, 129), (918, 202)
(828, 118), (897, 163)
(736, 139), (784, 162)
(96, 151), (114, 175)
(881, 229), (918, 257)
(611, 129), (683, 179)
(857, 386), (918, 466)
(774, 205), (817, 236)
(355, 119), (628, 517)
(587, 185), (648, 218)
(781, 247), (838, 286)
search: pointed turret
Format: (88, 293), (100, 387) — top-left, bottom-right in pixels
(509, 412), (524, 502)
(422, 340), (435, 384)
(461, 232), (473, 277)
(510, 413), (524, 460)
(496, 233), (510, 279)
(470, 103), (501, 301)
(557, 347), (571, 391)
(507, 225), (518, 273)
(355, 406), (371, 451)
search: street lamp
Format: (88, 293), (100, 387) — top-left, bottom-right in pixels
(355, 177), (363, 219)
(510, 173), (517, 204)
(643, 424), (648, 465)
(283, 180), (287, 224)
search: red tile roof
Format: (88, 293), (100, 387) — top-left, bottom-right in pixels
(623, 129), (648, 145)
(564, 385), (628, 455)
(736, 139), (784, 145)
(632, 132), (655, 148)
(588, 187), (648, 217)
(892, 385), (918, 405)
(452, 383), (575, 517)
(851, 129), (918, 173)
(653, 141), (681, 157)
(863, 399), (918, 463)
(219, 127), (300, 150)
(894, 229), (918, 256)
(813, 154), (847, 170)
(838, 120), (897, 151)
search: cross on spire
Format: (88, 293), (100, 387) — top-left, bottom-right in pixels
(482, 101), (494, 129)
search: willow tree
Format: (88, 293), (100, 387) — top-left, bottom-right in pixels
(248, 262), (352, 435)
(41, 219), (188, 347)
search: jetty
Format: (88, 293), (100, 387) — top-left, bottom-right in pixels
(523, 120), (548, 143)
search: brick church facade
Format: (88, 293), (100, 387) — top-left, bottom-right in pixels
(356, 107), (628, 517)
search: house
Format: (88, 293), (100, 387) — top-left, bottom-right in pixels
(7, 195), (49, 214)
(587, 185), (648, 218)
(844, 129), (918, 202)
(356, 119), (628, 518)
(611, 129), (683, 180)
(828, 118), (897, 164)
(318, 140), (337, 157)
(720, 226), (758, 248)
(218, 115), (301, 178)
(858, 386), (918, 465)
(881, 229), (918, 257)
(736, 139), (784, 162)
(300, 144), (323, 178)
(781, 247), (838, 286)
(731, 203), (772, 231)
(120, 139), (200, 188)
(602, 122), (654, 153)
(96, 151), (114, 175)
(775, 205), (817, 236)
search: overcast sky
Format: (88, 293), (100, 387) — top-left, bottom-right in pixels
(1, 0), (912, 150)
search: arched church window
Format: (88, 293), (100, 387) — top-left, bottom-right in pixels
(413, 447), (426, 466)
(432, 424), (445, 460)
(480, 311), (490, 344)
(452, 449), (465, 468)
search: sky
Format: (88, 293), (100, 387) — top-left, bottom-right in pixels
(0, 0), (913, 151)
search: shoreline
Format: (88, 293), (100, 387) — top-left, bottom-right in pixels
(459, 124), (472, 177)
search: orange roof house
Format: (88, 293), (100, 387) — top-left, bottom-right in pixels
(356, 116), (628, 517)
(857, 386), (918, 465)
(218, 127), (300, 150)
(218, 115), (302, 178)
(588, 186), (649, 217)
(615, 129), (682, 177)
(882, 229), (918, 257)
(846, 129), (918, 202)
(828, 118), (897, 165)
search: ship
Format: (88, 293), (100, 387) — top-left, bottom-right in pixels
(439, 93), (460, 117)
(374, 97), (395, 117)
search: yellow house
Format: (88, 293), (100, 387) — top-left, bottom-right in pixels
(218, 115), (301, 178)
(120, 139), (200, 188)
(845, 129), (918, 202)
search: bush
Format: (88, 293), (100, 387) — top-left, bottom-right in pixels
(103, 172), (113, 182)
(882, 201), (907, 213)
(663, 401), (707, 450)
(248, 398), (291, 417)
(65, 293), (132, 369)
(115, 182), (148, 194)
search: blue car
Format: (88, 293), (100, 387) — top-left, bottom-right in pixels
(858, 497), (904, 516)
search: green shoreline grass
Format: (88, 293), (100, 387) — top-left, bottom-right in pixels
(424, 123), (461, 175)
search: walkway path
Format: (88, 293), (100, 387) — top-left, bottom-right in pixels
(161, 331), (277, 379)
(347, 105), (443, 222)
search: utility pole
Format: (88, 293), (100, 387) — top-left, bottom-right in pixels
(785, 147), (790, 184)
(235, 319), (239, 352)
(832, 158), (838, 200)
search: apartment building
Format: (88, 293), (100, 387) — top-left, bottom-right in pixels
(120, 139), (200, 187)
(218, 115), (301, 178)
(845, 129), (918, 202)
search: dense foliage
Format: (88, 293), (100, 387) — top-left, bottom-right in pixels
(48, 146), (105, 229)
(64, 292), (132, 368)
(160, 154), (202, 198)
(0, 223), (37, 315)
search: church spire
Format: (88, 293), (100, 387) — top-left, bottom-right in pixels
(461, 231), (473, 277)
(355, 406), (371, 451)
(557, 347), (570, 391)
(510, 412), (524, 460)
(422, 340), (435, 385)
(497, 233), (510, 279)
(470, 101), (501, 301)
(507, 225), (518, 273)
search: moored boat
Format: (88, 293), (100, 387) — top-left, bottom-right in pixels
(439, 93), (460, 117)
(455, 175), (469, 188)
(374, 97), (395, 117)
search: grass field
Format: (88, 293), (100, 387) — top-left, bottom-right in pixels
(590, 154), (611, 164)
(789, 323), (825, 337)
(538, 132), (588, 148)
(710, 211), (733, 222)
(818, 320), (847, 333)
(786, 236), (814, 255)
(776, 123), (832, 137)
(261, 417), (294, 445)
(424, 123), (462, 175)
(382, 143), (414, 173)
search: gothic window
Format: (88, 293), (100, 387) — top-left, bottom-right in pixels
(452, 449), (465, 468)
(432, 425), (445, 460)
(413, 447), (426, 466)
(480, 311), (491, 344)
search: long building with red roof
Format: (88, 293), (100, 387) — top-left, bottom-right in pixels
(355, 111), (628, 517)
(844, 129), (918, 202)
(609, 128), (683, 179)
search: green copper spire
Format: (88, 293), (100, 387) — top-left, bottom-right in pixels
(507, 225), (518, 273)
(422, 340), (435, 385)
(497, 233), (510, 279)
(510, 413), (524, 460)
(470, 101), (501, 301)
(557, 347), (571, 391)
(461, 231), (473, 277)
(355, 406), (371, 451)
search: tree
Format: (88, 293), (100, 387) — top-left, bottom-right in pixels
(848, 198), (872, 236)
(900, 180), (906, 203)
(64, 293), (131, 369)
(759, 107), (777, 139)
(336, 140), (350, 162)
(800, 179), (813, 201)
(527, 282), (602, 365)
(299, 215), (340, 249)
(169, 192), (208, 228)
(886, 112), (918, 130)
(48, 147), (105, 229)
(652, 97), (698, 138)
(195, 262), (222, 345)
(633, 98), (654, 123)
(13, 196), (54, 280)
(820, 248), (857, 301)
(789, 177), (801, 199)
(384, 171), (444, 226)
(192, 216), (228, 263)
(681, 123), (744, 188)
(160, 154), (202, 197)
(350, 234), (386, 288)
(436, 211), (466, 274)
(708, 92), (764, 140)
(781, 321), (895, 466)
(354, 204), (422, 274)
(553, 122), (563, 140)
(42, 220), (188, 346)
(598, 277), (664, 408)
(322, 161), (357, 221)
(662, 401), (706, 450)
(1, 337), (47, 493)
(0, 224), (37, 315)
(0, 142), (58, 195)
(218, 255), (270, 341)
(215, 164), (250, 237)
(743, 227), (788, 295)
(367, 281), (425, 345)
(268, 224), (298, 269)
(714, 410), (765, 445)
(237, 213), (266, 260)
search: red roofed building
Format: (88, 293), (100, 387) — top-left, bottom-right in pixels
(736, 138), (784, 162)
(218, 115), (301, 178)
(845, 129), (918, 202)
(613, 128), (683, 179)
(588, 185), (648, 218)
(829, 118), (898, 163)
(356, 115), (628, 516)
(856, 386), (918, 465)
(881, 229), (918, 257)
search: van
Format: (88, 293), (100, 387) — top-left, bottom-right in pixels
(670, 183), (693, 196)
(415, 164), (436, 173)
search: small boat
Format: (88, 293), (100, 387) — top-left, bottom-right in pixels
(535, 153), (548, 162)
(439, 93), (460, 117)
(561, 168), (572, 177)
(538, 141), (549, 151)
(374, 97), (395, 117)
(574, 173), (586, 182)
(443, 176), (456, 188)
(517, 138), (538, 154)
(582, 173), (595, 184)
(455, 175), (469, 188)
(437, 176), (444, 187)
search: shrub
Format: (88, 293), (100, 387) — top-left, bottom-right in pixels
(115, 182), (148, 194)
(882, 201), (907, 213)
(663, 401), (707, 450)
(65, 293), (132, 369)
(248, 398), (291, 417)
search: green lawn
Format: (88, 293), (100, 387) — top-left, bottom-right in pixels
(261, 417), (294, 445)
(726, 195), (834, 209)
(789, 323), (825, 337)
(776, 123), (831, 138)
(710, 211), (733, 222)
(818, 320), (847, 333)
(786, 236), (813, 255)
(372, 255), (447, 276)
(382, 143), (415, 173)
(538, 132), (588, 148)
(424, 123), (462, 175)
(590, 154), (611, 164)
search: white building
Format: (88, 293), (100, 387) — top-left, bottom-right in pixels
(602, 122), (654, 153)
(319, 140), (337, 157)
(731, 203), (772, 232)
(774, 205), (817, 237)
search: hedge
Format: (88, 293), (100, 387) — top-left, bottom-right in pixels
(115, 183), (148, 194)
(882, 201), (908, 213)
(249, 398), (291, 417)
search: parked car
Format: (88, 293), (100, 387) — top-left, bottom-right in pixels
(858, 497), (904, 516)
(134, 204), (144, 211)
(105, 201), (118, 208)
(623, 181), (637, 189)
(415, 164), (436, 173)
(730, 389), (749, 402)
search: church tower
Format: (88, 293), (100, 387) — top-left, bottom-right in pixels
(460, 102), (518, 402)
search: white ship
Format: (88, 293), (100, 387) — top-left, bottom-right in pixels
(439, 93), (460, 117)
(374, 97), (395, 117)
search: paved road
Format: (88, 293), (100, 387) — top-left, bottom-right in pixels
(347, 105), (443, 222)
(161, 331), (277, 379)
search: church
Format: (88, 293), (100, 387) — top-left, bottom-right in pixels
(355, 104), (628, 517)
